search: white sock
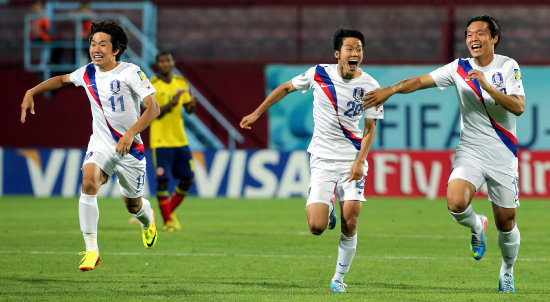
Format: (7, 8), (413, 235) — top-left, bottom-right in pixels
(449, 204), (481, 233)
(499, 224), (520, 275)
(79, 193), (99, 252)
(332, 233), (357, 282)
(83, 234), (98, 253)
(134, 198), (153, 229)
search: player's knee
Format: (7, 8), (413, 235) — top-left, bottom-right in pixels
(495, 218), (516, 232)
(341, 218), (358, 236)
(308, 222), (326, 235)
(81, 178), (101, 195)
(156, 179), (169, 192)
(446, 194), (468, 213)
(309, 227), (325, 236)
(177, 176), (194, 191)
(124, 197), (141, 214)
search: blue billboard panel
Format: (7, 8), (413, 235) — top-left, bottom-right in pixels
(266, 65), (550, 150)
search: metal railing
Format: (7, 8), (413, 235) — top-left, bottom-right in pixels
(24, 1), (243, 149)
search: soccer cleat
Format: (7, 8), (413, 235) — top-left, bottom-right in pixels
(499, 273), (515, 293)
(162, 220), (175, 232)
(142, 210), (158, 248)
(330, 279), (347, 293)
(328, 194), (337, 230)
(170, 213), (182, 231)
(471, 215), (488, 260)
(79, 251), (101, 271)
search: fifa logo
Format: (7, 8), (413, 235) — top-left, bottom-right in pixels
(353, 87), (365, 101)
(110, 79), (121, 94)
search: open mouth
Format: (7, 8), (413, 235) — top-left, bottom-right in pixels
(471, 44), (482, 51)
(349, 59), (358, 69)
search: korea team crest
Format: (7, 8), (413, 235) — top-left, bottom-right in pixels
(353, 87), (365, 101)
(492, 72), (504, 88)
(110, 79), (121, 94)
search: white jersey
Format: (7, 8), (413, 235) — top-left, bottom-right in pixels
(292, 64), (384, 160)
(430, 55), (524, 168)
(70, 62), (156, 160)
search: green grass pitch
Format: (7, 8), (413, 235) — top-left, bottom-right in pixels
(1, 196), (549, 301)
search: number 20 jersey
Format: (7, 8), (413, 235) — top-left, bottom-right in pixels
(291, 64), (384, 161)
(70, 62), (156, 160)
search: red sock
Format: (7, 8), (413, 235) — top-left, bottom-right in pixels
(170, 193), (186, 212)
(158, 197), (171, 223)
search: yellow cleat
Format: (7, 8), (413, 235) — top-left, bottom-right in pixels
(142, 210), (158, 248)
(162, 220), (175, 232)
(79, 251), (101, 271)
(170, 213), (182, 231)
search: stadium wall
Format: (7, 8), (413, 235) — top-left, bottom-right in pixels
(2, 148), (550, 199)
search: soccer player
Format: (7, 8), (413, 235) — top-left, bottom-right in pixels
(240, 28), (384, 293)
(363, 15), (524, 293)
(20, 20), (160, 271)
(149, 51), (196, 232)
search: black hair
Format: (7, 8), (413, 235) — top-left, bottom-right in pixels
(89, 20), (128, 61)
(333, 27), (365, 51)
(466, 15), (502, 49)
(155, 51), (173, 62)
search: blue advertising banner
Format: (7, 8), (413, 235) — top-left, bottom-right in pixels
(0, 148), (310, 198)
(266, 65), (550, 150)
(2, 148), (550, 198)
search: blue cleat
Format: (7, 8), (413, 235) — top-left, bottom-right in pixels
(499, 273), (515, 293)
(330, 279), (347, 293)
(471, 215), (488, 260)
(328, 195), (337, 230)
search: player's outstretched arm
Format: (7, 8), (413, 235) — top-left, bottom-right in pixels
(349, 118), (377, 182)
(362, 74), (436, 110)
(239, 81), (297, 130)
(116, 94), (160, 156)
(20, 74), (72, 123)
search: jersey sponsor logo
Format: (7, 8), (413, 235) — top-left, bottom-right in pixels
(85, 151), (93, 160)
(110, 79), (121, 94)
(514, 68), (521, 80)
(492, 72), (504, 88)
(353, 87), (365, 101)
(137, 70), (147, 81)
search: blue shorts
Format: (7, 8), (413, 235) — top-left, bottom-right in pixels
(152, 146), (194, 181)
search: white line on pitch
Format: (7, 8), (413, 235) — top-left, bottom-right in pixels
(0, 250), (548, 262)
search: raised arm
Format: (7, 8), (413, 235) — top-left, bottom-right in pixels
(348, 118), (377, 181)
(362, 74), (436, 110)
(239, 80), (297, 129)
(20, 74), (72, 123)
(116, 94), (160, 156)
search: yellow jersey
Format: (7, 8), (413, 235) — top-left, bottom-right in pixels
(149, 75), (192, 148)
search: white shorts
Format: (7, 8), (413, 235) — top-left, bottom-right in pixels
(306, 155), (368, 207)
(448, 153), (519, 208)
(82, 148), (147, 198)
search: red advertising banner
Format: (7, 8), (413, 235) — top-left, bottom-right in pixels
(365, 150), (550, 198)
